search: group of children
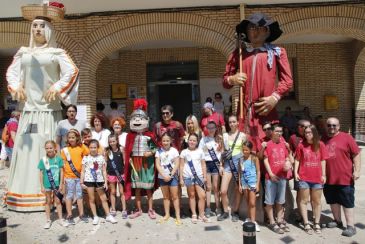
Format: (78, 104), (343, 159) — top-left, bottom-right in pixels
(38, 129), (125, 228)
(38, 115), (291, 234)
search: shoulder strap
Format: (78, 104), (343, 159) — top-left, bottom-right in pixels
(231, 132), (241, 150)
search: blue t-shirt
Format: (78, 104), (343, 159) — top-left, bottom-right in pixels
(37, 156), (64, 189)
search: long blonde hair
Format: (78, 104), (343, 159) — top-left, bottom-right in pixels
(185, 115), (202, 135)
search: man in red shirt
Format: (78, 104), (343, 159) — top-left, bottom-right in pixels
(322, 117), (361, 237)
(200, 102), (225, 136)
(153, 105), (185, 152)
(222, 13), (293, 152)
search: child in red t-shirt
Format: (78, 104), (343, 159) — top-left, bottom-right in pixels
(264, 124), (291, 234)
(294, 124), (328, 234)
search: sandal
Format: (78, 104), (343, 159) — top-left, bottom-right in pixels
(175, 218), (182, 226)
(158, 216), (170, 224)
(199, 215), (211, 223)
(278, 221), (290, 232)
(191, 214), (198, 224)
(313, 223), (322, 234)
(268, 223), (284, 234)
(304, 223), (314, 235)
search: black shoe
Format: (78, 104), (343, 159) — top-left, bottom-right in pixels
(217, 212), (229, 221)
(342, 226), (356, 237)
(326, 220), (343, 229)
(231, 212), (240, 222)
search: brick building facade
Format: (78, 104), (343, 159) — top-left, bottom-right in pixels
(1, 3), (365, 139)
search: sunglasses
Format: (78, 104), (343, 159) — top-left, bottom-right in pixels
(162, 112), (171, 115)
(327, 124), (337, 128)
(263, 127), (272, 131)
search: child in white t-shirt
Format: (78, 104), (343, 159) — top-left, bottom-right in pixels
(80, 139), (117, 225)
(155, 133), (181, 225)
(180, 133), (209, 223)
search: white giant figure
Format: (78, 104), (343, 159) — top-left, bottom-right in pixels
(6, 4), (79, 211)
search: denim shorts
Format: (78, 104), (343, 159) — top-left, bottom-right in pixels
(65, 178), (83, 200)
(265, 178), (287, 205)
(206, 161), (219, 175)
(241, 177), (257, 191)
(184, 177), (203, 187)
(298, 180), (323, 189)
(224, 153), (241, 173)
(159, 177), (179, 187)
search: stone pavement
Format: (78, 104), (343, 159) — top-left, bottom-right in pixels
(0, 148), (364, 244)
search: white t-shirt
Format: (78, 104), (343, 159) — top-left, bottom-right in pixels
(198, 136), (222, 161)
(155, 147), (179, 179)
(180, 148), (205, 178)
(119, 132), (128, 148)
(82, 154), (106, 182)
(56, 119), (87, 148)
(92, 128), (111, 148)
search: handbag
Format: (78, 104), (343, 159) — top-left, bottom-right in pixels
(222, 131), (241, 161)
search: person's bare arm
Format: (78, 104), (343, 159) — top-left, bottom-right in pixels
(353, 153), (361, 180)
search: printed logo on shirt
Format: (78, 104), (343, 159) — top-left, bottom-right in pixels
(326, 142), (337, 159)
(271, 148), (286, 166)
(303, 147), (320, 168)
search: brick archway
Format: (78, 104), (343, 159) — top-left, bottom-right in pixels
(0, 21), (78, 59)
(354, 47), (365, 140)
(275, 5), (365, 136)
(78, 12), (235, 114)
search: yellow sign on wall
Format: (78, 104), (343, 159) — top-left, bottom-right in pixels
(324, 95), (339, 110)
(111, 83), (127, 99)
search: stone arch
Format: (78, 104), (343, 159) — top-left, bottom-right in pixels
(275, 5), (365, 135)
(78, 12), (236, 114)
(0, 21), (79, 60)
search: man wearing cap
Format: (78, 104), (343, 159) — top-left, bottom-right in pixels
(223, 13), (293, 152)
(200, 102), (226, 136)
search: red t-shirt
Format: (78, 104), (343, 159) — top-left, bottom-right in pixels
(153, 120), (185, 151)
(201, 112), (225, 136)
(289, 134), (303, 154)
(322, 132), (360, 185)
(295, 141), (329, 184)
(6, 120), (18, 148)
(264, 140), (289, 179)
(258, 136), (286, 174)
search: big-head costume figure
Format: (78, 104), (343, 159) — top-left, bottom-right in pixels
(6, 2), (79, 211)
(124, 99), (157, 216)
(223, 13), (293, 152)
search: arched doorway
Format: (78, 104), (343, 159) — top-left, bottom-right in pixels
(78, 12), (236, 118)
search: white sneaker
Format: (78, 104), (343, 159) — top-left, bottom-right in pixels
(92, 216), (99, 225)
(43, 220), (52, 229)
(106, 214), (118, 224)
(254, 221), (261, 232)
